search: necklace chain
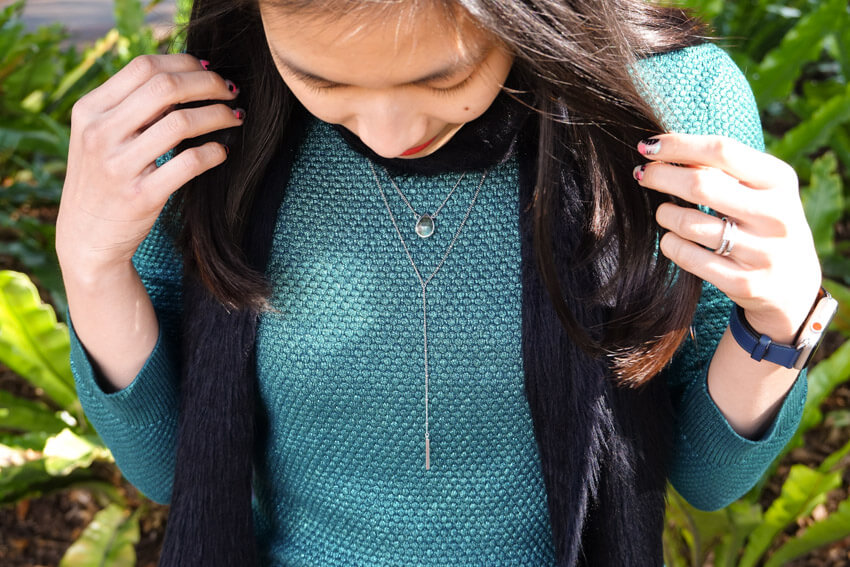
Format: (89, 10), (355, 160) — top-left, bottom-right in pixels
(385, 167), (465, 222)
(383, 167), (466, 238)
(369, 161), (488, 470)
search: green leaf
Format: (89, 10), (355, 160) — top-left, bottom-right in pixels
(0, 270), (77, 411)
(58, 503), (139, 567)
(0, 389), (69, 434)
(50, 29), (120, 107)
(822, 279), (850, 337)
(782, 340), (850, 458)
(43, 428), (111, 477)
(114, 0), (145, 39)
(765, 497), (850, 567)
(769, 82), (850, 164)
(739, 464), (842, 567)
(714, 500), (763, 567)
(818, 437), (850, 473)
(801, 152), (843, 258)
(799, 339), (850, 437)
(749, 0), (845, 107)
(824, 409), (850, 428)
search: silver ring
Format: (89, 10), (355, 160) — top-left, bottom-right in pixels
(715, 217), (736, 257)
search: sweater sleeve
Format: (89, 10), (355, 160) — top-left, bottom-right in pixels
(639, 43), (807, 510)
(69, 217), (183, 504)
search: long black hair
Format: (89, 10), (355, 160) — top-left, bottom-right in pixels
(171, 0), (706, 385)
(161, 1), (709, 565)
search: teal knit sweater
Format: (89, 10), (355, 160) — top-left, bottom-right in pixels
(70, 43), (807, 566)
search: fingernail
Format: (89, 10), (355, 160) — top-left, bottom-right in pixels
(225, 79), (239, 95)
(638, 138), (661, 156)
(199, 59), (210, 70)
(633, 164), (645, 181)
(234, 108), (245, 120)
(223, 144), (230, 155)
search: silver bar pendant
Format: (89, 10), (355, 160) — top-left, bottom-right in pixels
(425, 436), (431, 470)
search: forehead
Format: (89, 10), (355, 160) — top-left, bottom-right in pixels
(258, 1), (490, 83)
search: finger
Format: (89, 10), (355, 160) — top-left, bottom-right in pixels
(124, 104), (245, 174)
(658, 231), (755, 300)
(77, 54), (209, 113)
(138, 141), (229, 207)
(104, 69), (238, 145)
(637, 133), (797, 190)
(635, 161), (769, 223)
(655, 203), (770, 268)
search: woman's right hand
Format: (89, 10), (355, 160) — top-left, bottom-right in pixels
(56, 53), (244, 278)
(57, 54), (244, 390)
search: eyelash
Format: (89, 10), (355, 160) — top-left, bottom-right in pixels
(295, 71), (476, 96)
(427, 73), (475, 96)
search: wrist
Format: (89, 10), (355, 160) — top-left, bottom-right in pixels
(730, 286), (837, 370)
(61, 259), (140, 297)
(742, 286), (823, 344)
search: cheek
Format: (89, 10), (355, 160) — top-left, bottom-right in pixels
(429, 82), (505, 124)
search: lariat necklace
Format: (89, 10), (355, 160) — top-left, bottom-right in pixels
(384, 168), (466, 238)
(369, 161), (488, 470)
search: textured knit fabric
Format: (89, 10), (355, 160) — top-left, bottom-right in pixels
(69, 42), (807, 566)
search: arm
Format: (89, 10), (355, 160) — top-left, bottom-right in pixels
(68, 220), (184, 504)
(637, 44), (813, 509)
(58, 54), (242, 502)
(662, 282), (807, 510)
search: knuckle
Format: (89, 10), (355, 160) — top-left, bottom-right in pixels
(148, 72), (179, 99)
(181, 146), (205, 171)
(101, 155), (124, 179)
(79, 123), (105, 152)
(687, 171), (711, 203)
(706, 136), (729, 162)
(71, 96), (94, 125)
(162, 109), (192, 135)
(128, 54), (159, 80)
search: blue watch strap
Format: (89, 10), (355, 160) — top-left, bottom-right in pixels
(729, 305), (800, 369)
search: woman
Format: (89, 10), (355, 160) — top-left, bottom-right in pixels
(57, 0), (829, 565)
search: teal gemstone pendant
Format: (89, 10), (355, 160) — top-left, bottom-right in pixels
(415, 214), (435, 238)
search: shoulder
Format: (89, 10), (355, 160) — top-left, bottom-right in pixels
(634, 42), (764, 150)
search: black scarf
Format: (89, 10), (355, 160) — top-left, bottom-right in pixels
(159, 87), (673, 566)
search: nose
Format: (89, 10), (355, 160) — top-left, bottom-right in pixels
(353, 97), (427, 158)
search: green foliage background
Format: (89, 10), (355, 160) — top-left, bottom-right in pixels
(0, 0), (848, 564)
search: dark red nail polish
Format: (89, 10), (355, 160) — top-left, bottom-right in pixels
(225, 80), (238, 94)
(199, 59), (210, 70)
(223, 144), (230, 155)
(234, 108), (245, 120)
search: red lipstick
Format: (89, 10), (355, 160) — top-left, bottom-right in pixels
(401, 136), (438, 156)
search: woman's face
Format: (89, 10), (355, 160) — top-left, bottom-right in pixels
(258, 3), (514, 159)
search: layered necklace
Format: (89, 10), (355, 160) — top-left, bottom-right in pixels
(386, 171), (466, 238)
(369, 162), (488, 470)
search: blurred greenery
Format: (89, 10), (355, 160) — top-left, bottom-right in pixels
(0, 0), (849, 565)
(1, 1), (182, 564)
(663, 0), (850, 564)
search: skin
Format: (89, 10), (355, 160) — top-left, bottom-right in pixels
(634, 135), (822, 437)
(257, 3), (514, 158)
(56, 2), (822, 439)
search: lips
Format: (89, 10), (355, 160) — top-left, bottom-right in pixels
(400, 135), (438, 156)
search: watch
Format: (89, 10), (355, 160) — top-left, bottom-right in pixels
(729, 287), (839, 370)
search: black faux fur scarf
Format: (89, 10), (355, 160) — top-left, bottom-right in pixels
(159, 90), (673, 566)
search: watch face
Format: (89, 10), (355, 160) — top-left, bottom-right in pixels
(795, 294), (839, 370)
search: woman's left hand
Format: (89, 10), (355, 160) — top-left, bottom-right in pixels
(633, 132), (822, 343)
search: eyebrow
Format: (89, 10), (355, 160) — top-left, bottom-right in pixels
(270, 45), (491, 87)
